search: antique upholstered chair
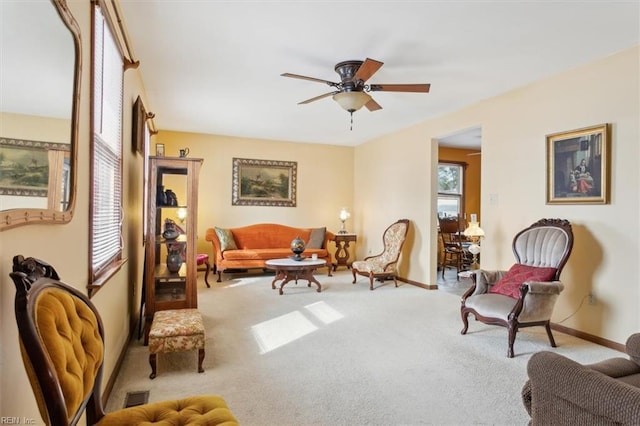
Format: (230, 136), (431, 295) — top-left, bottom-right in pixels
(460, 218), (574, 358)
(352, 219), (410, 290)
(438, 215), (472, 279)
(9, 255), (238, 426)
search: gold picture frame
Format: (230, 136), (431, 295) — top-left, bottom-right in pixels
(132, 96), (146, 154)
(232, 157), (297, 207)
(546, 123), (610, 204)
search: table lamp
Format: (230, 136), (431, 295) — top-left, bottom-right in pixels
(177, 208), (187, 224)
(464, 219), (485, 269)
(339, 208), (351, 234)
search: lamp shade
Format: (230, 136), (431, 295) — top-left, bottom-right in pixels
(464, 222), (485, 238)
(333, 91), (371, 112)
(339, 208), (350, 221)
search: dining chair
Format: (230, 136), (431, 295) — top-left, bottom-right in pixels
(438, 215), (472, 279)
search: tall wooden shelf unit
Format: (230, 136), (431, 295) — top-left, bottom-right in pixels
(144, 156), (203, 342)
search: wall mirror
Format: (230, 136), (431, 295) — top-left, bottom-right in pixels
(0, 0), (80, 231)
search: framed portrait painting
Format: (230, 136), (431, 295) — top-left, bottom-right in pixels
(232, 157), (297, 207)
(546, 123), (610, 204)
(132, 96), (146, 154)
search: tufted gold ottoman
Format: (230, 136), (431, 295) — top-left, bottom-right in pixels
(149, 308), (205, 379)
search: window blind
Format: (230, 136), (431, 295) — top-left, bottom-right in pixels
(91, 4), (123, 278)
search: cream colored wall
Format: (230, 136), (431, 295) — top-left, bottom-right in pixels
(0, 1), (149, 422)
(353, 125), (434, 281)
(157, 131), (354, 257)
(1, 112), (71, 143)
(355, 45), (640, 344)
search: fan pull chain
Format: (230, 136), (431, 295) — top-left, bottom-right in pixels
(350, 111), (354, 131)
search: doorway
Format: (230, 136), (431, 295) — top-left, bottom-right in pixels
(435, 126), (482, 290)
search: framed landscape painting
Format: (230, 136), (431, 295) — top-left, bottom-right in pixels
(0, 138), (69, 197)
(232, 157), (297, 207)
(546, 123), (610, 204)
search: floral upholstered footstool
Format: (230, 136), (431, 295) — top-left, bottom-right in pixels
(148, 308), (205, 379)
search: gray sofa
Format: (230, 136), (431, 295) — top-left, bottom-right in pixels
(522, 333), (640, 425)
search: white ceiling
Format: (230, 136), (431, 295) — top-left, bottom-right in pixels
(118, 1), (639, 149)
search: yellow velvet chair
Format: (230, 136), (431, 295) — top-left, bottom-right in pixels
(10, 255), (238, 426)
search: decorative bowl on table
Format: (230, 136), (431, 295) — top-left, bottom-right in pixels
(290, 236), (306, 261)
(162, 229), (179, 240)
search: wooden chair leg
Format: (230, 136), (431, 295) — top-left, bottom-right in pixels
(545, 322), (557, 347)
(149, 353), (157, 379)
(203, 260), (211, 288)
(198, 349), (205, 373)
(507, 322), (518, 358)
(460, 309), (470, 335)
(369, 273), (374, 290)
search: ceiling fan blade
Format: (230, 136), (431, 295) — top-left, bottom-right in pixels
(353, 58), (384, 83)
(365, 98), (382, 111)
(281, 73), (339, 87)
(298, 91), (339, 105)
(369, 83), (431, 93)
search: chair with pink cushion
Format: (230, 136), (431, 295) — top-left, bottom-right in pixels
(460, 218), (574, 358)
(174, 222), (212, 288)
(196, 253), (211, 287)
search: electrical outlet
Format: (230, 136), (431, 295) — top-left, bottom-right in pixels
(587, 293), (596, 305)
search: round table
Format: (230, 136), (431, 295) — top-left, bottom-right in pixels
(265, 258), (327, 295)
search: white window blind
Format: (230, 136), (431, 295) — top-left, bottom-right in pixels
(438, 162), (464, 217)
(91, 4), (123, 279)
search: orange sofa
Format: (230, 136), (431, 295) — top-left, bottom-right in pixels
(205, 223), (335, 282)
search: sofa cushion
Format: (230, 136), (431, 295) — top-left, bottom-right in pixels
(215, 227), (238, 251)
(223, 248), (328, 261)
(232, 224), (312, 249)
(307, 227), (326, 249)
(489, 264), (557, 299)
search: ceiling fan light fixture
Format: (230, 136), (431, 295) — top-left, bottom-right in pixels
(332, 91), (371, 112)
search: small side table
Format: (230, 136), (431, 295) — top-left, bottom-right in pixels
(333, 233), (357, 271)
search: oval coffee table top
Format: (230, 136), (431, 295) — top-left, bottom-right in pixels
(265, 258), (326, 268)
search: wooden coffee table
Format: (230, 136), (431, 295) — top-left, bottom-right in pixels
(265, 258), (327, 295)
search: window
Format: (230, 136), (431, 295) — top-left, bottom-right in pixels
(438, 162), (465, 217)
(90, 3), (124, 293)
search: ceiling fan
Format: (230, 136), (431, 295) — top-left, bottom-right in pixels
(281, 58), (430, 129)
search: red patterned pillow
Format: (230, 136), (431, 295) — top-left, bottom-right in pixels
(489, 264), (557, 299)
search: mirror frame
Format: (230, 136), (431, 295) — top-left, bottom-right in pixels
(0, 0), (80, 231)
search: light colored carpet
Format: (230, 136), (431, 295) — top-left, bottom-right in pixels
(107, 269), (625, 425)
